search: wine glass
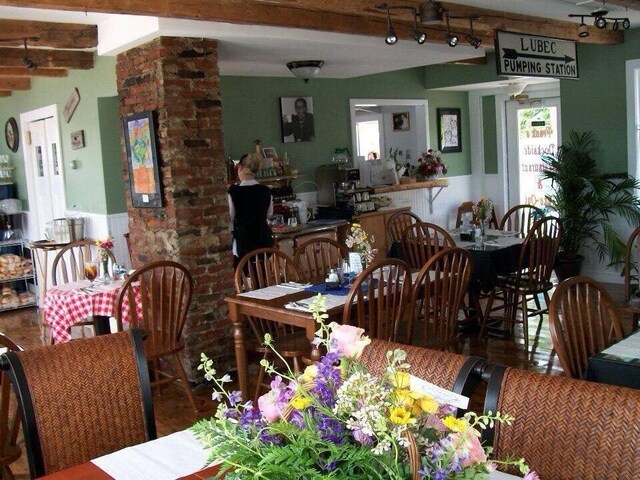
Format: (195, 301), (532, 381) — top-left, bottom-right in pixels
(84, 261), (97, 283)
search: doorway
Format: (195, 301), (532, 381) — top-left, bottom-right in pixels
(505, 97), (561, 208)
(20, 105), (66, 241)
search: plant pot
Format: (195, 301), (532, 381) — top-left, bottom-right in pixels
(554, 254), (584, 282)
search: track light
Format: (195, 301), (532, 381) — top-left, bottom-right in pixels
(612, 19), (619, 31)
(22, 39), (37, 71)
(412, 14), (426, 44)
(594, 15), (607, 28)
(445, 12), (458, 47)
(384, 7), (398, 45)
(576, 16), (590, 37)
(464, 17), (481, 48)
(622, 18), (631, 29)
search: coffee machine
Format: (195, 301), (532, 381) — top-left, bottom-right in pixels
(316, 164), (374, 217)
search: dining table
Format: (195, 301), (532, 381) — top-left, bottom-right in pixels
(42, 279), (142, 343)
(38, 428), (522, 480)
(584, 329), (640, 389)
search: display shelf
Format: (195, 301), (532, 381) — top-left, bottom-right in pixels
(0, 209), (36, 313)
(0, 300), (36, 313)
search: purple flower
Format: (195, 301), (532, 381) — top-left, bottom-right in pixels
(316, 413), (346, 445)
(228, 390), (242, 406)
(288, 410), (306, 429)
(524, 471), (541, 480)
(352, 426), (374, 446)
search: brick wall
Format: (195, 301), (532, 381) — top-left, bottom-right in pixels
(116, 37), (234, 379)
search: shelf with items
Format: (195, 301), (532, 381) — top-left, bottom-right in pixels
(0, 210), (37, 312)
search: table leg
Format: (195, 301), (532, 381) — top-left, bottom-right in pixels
(457, 284), (482, 333)
(306, 324), (321, 362)
(93, 315), (111, 335)
(229, 303), (249, 400)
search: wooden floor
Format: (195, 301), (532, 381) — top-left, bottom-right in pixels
(0, 281), (633, 479)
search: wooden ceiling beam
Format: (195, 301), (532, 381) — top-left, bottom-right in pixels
(0, 48), (93, 69)
(0, 66), (68, 77)
(0, 0), (625, 45)
(0, 77), (30, 90)
(0, 91), (11, 97)
(0, 19), (97, 49)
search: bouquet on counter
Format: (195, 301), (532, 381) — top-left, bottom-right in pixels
(345, 222), (377, 265)
(417, 149), (447, 179)
(192, 295), (535, 480)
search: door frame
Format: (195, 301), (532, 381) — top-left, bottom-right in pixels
(20, 104), (66, 241)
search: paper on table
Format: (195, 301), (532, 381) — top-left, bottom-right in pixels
(92, 429), (216, 480)
(409, 374), (469, 410)
(285, 295), (348, 312)
(53, 280), (91, 291)
(238, 285), (301, 300)
(602, 331), (640, 361)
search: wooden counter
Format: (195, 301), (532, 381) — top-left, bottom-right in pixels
(371, 178), (448, 194)
(274, 219), (348, 256)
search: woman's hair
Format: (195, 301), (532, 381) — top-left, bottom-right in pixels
(239, 153), (262, 173)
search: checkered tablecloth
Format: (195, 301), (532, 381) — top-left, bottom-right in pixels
(43, 280), (142, 343)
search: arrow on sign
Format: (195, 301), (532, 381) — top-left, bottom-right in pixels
(502, 48), (574, 64)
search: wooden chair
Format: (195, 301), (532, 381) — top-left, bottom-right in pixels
(406, 248), (473, 350)
(618, 225), (640, 331)
(548, 276), (624, 379)
(499, 204), (544, 237)
(400, 222), (455, 270)
(360, 339), (485, 408)
(385, 210), (421, 257)
(480, 217), (562, 352)
(234, 248), (307, 402)
(51, 239), (116, 286)
(293, 237), (347, 284)
(0, 333), (22, 480)
(115, 261), (201, 412)
(483, 365), (640, 479)
(0, 329), (156, 478)
(455, 201), (499, 229)
(342, 258), (410, 341)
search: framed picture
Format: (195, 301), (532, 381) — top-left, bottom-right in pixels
(123, 111), (162, 208)
(63, 88), (81, 123)
(392, 112), (410, 131)
(437, 108), (462, 153)
(262, 147), (278, 159)
(280, 96), (315, 143)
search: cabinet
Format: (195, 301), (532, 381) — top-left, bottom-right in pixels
(348, 206), (411, 260)
(0, 213), (36, 311)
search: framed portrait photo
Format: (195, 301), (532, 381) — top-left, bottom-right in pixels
(392, 112), (410, 131)
(123, 111), (162, 208)
(280, 96), (315, 143)
(262, 147), (278, 159)
(437, 108), (462, 153)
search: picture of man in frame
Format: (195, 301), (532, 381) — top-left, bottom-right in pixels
(281, 97), (315, 142)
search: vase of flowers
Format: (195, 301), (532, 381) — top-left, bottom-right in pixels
(95, 236), (114, 283)
(416, 149), (447, 180)
(472, 198), (494, 240)
(344, 223), (377, 271)
(193, 295), (536, 480)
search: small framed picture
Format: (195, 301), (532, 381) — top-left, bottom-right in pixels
(392, 112), (410, 131)
(262, 147), (278, 159)
(437, 108), (462, 153)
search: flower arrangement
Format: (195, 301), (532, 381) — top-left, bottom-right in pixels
(416, 149), (447, 180)
(95, 236), (114, 261)
(472, 198), (494, 224)
(345, 223), (377, 265)
(193, 295), (535, 480)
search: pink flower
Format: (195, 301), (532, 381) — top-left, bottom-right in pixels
(257, 391), (283, 423)
(329, 323), (371, 359)
(524, 471), (540, 480)
(449, 432), (487, 467)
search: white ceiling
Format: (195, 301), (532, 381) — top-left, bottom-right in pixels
(0, 0), (638, 80)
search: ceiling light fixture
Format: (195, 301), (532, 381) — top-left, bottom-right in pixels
(286, 60), (324, 83)
(412, 14), (427, 44)
(445, 12), (458, 47)
(568, 3), (630, 34)
(384, 7), (398, 45)
(464, 17), (481, 48)
(0, 36), (39, 71)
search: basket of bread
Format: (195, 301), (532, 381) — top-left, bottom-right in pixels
(0, 287), (35, 308)
(0, 254), (33, 280)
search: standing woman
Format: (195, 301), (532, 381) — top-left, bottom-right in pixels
(228, 153), (274, 267)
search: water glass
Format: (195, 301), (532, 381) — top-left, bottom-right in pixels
(287, 217), (298, 228)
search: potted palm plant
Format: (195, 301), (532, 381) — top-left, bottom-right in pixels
(541, 131), (640, 281)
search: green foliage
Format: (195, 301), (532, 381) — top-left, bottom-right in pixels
(541, 131), (640, 267)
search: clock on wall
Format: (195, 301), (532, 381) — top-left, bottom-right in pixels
(4, 118), (19, 153)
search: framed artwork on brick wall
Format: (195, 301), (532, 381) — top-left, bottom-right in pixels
(123, 111), (162, 208)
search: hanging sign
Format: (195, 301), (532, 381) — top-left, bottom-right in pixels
(495, 31), (578, 80)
